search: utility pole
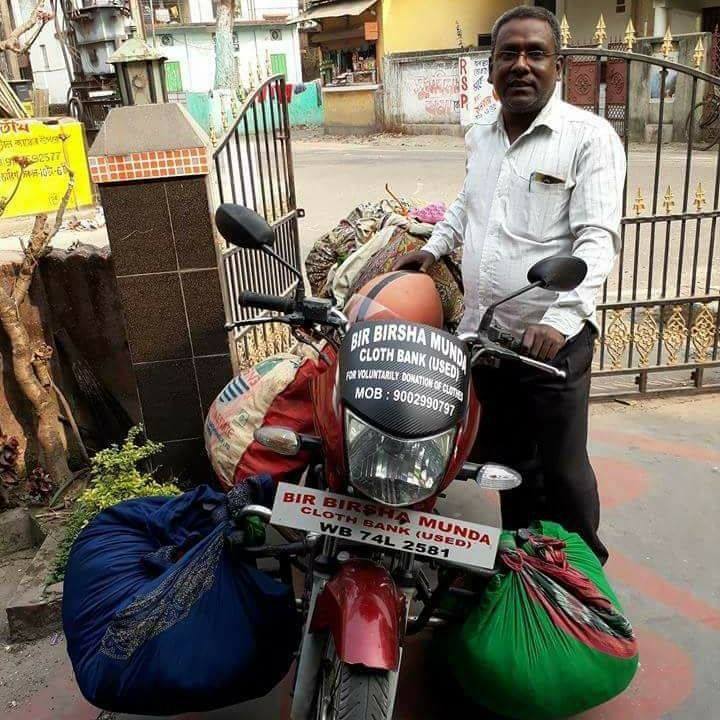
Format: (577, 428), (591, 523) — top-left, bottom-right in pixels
(0, 0), (21, 79)
(129, 0), (147, 40)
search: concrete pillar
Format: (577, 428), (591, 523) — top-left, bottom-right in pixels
(654, 1), (669, 37)
(88, 104), (232, 481)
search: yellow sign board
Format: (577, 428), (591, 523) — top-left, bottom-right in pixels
(0, 118), (94, 219)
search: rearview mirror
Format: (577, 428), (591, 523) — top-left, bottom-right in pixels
(527, 256), (587, 293)
(215, 203), (275, 250)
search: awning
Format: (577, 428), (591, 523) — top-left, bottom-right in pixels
(301, 0), (377, 21)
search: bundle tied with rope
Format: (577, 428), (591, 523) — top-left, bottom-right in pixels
(304, 184), (465, 331)
(450, 521), (639, 720)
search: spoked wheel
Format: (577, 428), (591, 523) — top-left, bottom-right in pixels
(685, 99), (720, 151)
(68, 96), (84, 123)
(314, 635), (392, 720)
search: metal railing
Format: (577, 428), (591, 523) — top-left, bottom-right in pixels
(213, 75), (302, 369)
(561, 47), (720, 397)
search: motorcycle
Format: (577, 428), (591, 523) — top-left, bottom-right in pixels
(214, 203), (588, 720)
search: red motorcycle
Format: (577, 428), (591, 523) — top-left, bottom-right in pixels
(215, 204), (587, 720)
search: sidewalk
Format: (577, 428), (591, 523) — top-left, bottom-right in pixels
(3, 394), (717, 719)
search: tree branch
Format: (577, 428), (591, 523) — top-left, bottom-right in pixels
(12, 158), (74, 307)
(0, 0), (54, 55)
(0, 163), (26, 216)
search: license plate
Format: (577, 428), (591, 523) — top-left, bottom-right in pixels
(271, 483), (501, 569)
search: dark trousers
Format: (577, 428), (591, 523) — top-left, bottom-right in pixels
(471, 323), (608, 565)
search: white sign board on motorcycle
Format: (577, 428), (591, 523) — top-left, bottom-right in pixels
(271, 483), (501, 570)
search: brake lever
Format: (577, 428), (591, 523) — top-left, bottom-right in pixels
(469, 334), (566, 380)
(515, 354), (566, 379)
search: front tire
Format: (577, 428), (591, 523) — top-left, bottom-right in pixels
(314, 636), (392, 720)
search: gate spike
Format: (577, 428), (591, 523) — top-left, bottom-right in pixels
(694, 182), (707, 212)
(624, 19), (636, 52)
(661, 27), (674, 59)
(593, 14), (607, 47)
(662, 185), (675, 214)
(693, 38), (706, 69)
(560, 15), (572, 49)
(633, 187), (646, 216)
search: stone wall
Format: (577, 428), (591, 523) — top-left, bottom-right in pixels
(0, 245), (139, 477)
(628, 33), (712, 143)
(383, 50), (464, 136)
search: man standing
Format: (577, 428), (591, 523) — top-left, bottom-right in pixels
(394, 6), (626, 564)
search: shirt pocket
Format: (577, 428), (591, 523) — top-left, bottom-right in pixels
(506, 166), (572, 242)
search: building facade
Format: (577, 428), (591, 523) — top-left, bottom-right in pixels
(10, 0), (70, 107)
(9, 0), (302, 112)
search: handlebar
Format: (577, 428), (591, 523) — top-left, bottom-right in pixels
(467, 333), (566, 380)
(238, 291), (296, 314)
(231, 290), (565, 379)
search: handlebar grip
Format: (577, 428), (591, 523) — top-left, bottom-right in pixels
(238, 291), (296, 314)
(506, 336), (525, 354)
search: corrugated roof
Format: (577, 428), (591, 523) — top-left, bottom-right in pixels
(301, 0), (377, 21)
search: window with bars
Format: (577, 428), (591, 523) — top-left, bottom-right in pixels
(616, 1), (626, 12)
(145, 0), (190, 24)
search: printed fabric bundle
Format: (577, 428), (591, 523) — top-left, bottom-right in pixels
(63, 485), (300, 715)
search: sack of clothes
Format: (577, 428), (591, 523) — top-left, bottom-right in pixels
(205, 352), (325, 491)
(450, 521), (639, 720)
(63, 485), (300, 715)
(304, 198), (465, 331)
(348, 229), (465, 332)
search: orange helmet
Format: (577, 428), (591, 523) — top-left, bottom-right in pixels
(348, 271), (444, 328)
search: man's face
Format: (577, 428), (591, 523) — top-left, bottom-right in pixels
(489, 17), (563, 115)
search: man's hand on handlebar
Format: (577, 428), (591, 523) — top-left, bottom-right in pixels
(522, 324), (566, 362)
(392, 250), (436, 273)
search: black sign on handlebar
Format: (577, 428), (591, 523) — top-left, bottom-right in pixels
(340, 320), (469, 439)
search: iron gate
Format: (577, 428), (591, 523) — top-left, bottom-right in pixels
(560, 36), (720, 398)
(214, 47), (720, 397)
(212, 75), (301, 370)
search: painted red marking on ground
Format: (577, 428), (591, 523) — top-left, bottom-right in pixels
(392, 625), (693, 720)
(578, 626), (694, 720)
(11, 665), (98, 720)
(608, 551), (720, 632)
(593, 457), (651, 509)
(592, 429), (720, 464)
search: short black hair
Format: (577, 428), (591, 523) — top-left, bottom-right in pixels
(490, 6), (562, 56)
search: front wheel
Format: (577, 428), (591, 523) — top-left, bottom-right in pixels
(314, 636), (393, 720)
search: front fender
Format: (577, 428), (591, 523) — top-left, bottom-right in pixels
(310, 560), (405, 671)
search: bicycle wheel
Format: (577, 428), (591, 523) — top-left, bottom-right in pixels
(685, 100), (720, 151)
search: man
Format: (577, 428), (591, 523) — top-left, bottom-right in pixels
(394, 6), (626, 564)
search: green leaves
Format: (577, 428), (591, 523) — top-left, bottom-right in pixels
(50, 426), (180, 583)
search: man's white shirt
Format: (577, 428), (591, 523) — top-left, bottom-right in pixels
(423, 95), (627, 339)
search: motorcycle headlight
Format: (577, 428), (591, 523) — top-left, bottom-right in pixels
(344, 409), (455, 507)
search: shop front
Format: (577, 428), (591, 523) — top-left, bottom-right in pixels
(301, 0), (382, 134)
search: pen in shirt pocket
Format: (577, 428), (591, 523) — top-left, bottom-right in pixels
(529, 171), (565, 190)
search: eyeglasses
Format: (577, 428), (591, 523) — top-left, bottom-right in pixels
(495, 49), (558, 65)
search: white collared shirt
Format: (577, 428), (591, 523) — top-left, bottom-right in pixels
(424, 95), (626, 339)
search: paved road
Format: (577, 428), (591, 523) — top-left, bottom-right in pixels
(293, 140), (720, 300)
(3, 137), (719, 720)
(10, 396), (716, 720)
(126, 396), (720, 720)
